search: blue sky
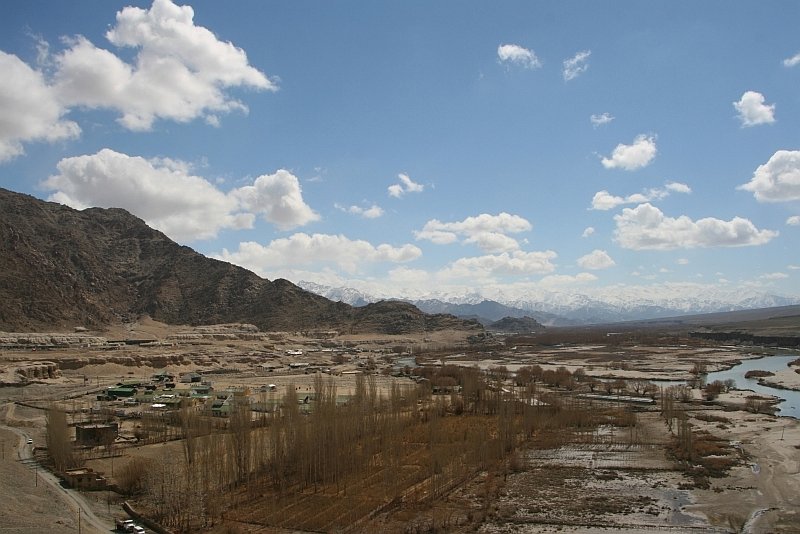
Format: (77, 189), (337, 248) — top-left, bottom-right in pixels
(2, 0), (799, 304)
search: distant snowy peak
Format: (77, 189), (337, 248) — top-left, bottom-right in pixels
(297, 281), (800, 325)
(297, 281), (373, 307)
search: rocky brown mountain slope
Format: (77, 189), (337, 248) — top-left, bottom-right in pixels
(486, 316), (545, 333)
(0, 188), (480, 335)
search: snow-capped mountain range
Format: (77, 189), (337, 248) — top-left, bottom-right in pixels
(297, 281), (800, 326)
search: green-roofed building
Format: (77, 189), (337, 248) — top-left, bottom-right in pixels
(107, 386), (136, 398)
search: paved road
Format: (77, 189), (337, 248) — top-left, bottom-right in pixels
(1, 411), (111, 533)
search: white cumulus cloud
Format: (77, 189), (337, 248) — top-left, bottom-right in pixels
(590, 112), (614, 128)
(787, 216), (800, 226)
(53, 0), (274, 131)
(497, 44), (541, 69)
(783, 52), (800, 67)
(739, 150), (800, 202)
(415, 213), (532, 252)
(216, 233), (421, 275)
(388, 173), (424, 198)
(232, 170), (319, 230)
(414, 229), (459, 245)
(601, 134), (657, 171)
(563, 50), (591, 81)
(463, 232), (522, 253)
(539, 273), (598, 286)
(0, 0), (273, 162)
(335, 203), (384, 219)
(582, 227), (595, 238)
(760, 272), (788, 280)
(0, 51), (80, 162)
(591, 190), (659, 211)
(44, 149), (252, 242)
(590, 182), (689, 210)
(665, 182), (692, 194)
(577, 249), (616, 270)
(733, 91), (775, 127)
(42, 149), (321, 242)
(613, 203), (778, 250)
(387, 266), (432, 286)
(444, 250), (557, 278)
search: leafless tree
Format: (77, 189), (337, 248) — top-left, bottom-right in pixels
(45, 404), (74, 472)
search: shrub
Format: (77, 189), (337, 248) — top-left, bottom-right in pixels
(694, 413), (730, 424)
(744, 370), (774, 379)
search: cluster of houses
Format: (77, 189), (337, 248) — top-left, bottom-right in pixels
(99, 371), (299, 418)
(100, 371), (248, 417)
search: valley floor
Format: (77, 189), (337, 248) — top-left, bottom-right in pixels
(1, 322), (799, 533)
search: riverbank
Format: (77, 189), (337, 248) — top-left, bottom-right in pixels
(706, 355), (800, 417)
(758, 358), (800, 392)
(685, 407), (800, 532)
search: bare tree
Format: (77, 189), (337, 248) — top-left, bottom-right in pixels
(631, 380), (648, 395)
(116, 457), (152, 495)
(704, 380), (725, 400)
(585, 377), (600, 393)
(515, 366), (533, 386)
(611, 379), (628, 395)
(229, 392), (253, 485)
(45, 404), (74, 472)
(689, 362), (707, 389)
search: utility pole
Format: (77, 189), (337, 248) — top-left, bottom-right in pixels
(78, 508), (81, 534)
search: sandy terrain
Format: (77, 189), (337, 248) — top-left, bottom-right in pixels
(761, 365), (800, 390)
(686, 409), (800, 532)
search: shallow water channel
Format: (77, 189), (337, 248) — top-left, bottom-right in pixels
(706, 355), (800, 418)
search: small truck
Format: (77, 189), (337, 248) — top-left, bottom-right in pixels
(115, 518), (135, 532)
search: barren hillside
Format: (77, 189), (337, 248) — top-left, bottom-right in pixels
(0, 188), (479, 335)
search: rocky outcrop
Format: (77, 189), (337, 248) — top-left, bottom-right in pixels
(0, 332), (107, 347)
(487, 316), (545, 333)
(15, 362), (60, 380)
(347, 301), (482, 335)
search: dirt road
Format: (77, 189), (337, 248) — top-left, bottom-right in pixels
(1, 403), (111, 533)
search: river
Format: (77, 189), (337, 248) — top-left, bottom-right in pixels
(706, 355), (800, 418)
